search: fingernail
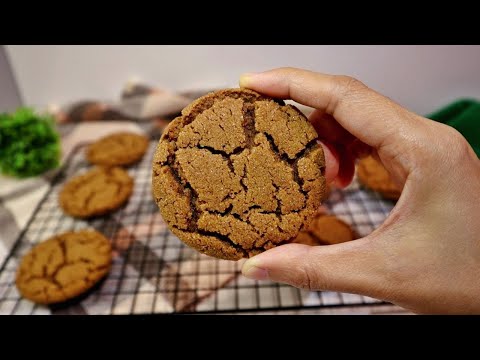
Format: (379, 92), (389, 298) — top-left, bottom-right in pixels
(239, 72), (258, 88)
(242, 259), (269, 280)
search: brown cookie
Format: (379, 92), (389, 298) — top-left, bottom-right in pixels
(16, 230), (112, 304)
(357, 156), (401, 200)
(59, 167), (133, 218)
(294, 215), (355, 246)
(152, 88), (326, 260)
(86, 132), (149, 167)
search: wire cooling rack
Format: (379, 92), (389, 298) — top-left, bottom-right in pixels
(0, 141), (394, 315)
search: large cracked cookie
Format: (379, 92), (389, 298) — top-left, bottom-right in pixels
(86, 132), (149, 167)
(16, 230), (112, 304)
(59, 167), (133, 218)
(152, 89), (326, 260)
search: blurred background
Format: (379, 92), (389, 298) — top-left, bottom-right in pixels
(3, 45), (480, 114)
(1, 45), (479, 315)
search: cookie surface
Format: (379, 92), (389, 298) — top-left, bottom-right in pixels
(294, 215), (355, 246)
(152, 88), (326, 260)
(86, 132), (149, 167)
(59, 167), (133, 218)
(357, 156), (401, 200)
(16, 230), (112, 304)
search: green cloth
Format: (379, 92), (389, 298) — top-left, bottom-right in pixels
(426, 99), (480, 158)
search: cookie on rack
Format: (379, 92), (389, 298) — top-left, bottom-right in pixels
(86, 132), (149, 167)
(59, 167), (133, 218)
(356, 155), (401, 200)
(16, 230), (112, 304)
(294, 214), (356, 246)
(152, 88), (326, 260)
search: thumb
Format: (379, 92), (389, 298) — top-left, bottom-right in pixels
(242, 238), (391, 299)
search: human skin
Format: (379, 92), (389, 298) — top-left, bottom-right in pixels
(239, 67), (480, 314)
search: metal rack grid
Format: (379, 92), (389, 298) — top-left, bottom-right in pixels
(0, 141), (394, 314)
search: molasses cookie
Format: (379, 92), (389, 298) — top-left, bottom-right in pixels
(86, 132), (149, 167)
(294, 215), (355, 246)
(59, 167), (133, 218)
(16, 230), (112, 304)
(152, 89), (326, 260)
(357, 156), (401, 200)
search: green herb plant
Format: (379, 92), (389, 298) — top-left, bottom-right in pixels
(0, 107), (60, 178)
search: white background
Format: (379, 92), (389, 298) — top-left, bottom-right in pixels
(6, 45), (480, 115)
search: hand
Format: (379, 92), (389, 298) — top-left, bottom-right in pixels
(239, 67), (480, 314)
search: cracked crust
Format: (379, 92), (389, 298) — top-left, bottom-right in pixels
(86, 132), (149, 167)
(152, 89), (326, 260)
(15, 230), (112, 304)
(357, 156), (401, 200)
(294, 215), (356, 246)
(59, 167), (133, 218)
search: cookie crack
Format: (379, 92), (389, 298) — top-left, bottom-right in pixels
(163, 146), (201, 232)
(284, 107), (318, 155)
(186, 183), (200, 231)
(205, 205), (233, 217)
(263, 133), (292, 164)
(202, 211), (291, 251)
(191, 145), (238, 173)
(295, 138), (321, 162)
(49, 239), (68, 282)
(271, 183), (281, 213)
(241, 101), (257, 149)
(264, 133), (321, 198)
(182, 91), (282, 126)
(82, 188), (97, 211)
(166, 152), (185, 186)
(70, 177), (127, 211)
(22, 275), (66, 296)
(174, 226), (248, 257)
(197, 229), (283, 254)
(262, 132), (309, 199)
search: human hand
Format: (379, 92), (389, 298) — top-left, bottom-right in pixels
(239, 67), (480, 314)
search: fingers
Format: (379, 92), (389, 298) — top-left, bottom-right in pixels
(320, 141), (356, 188)
(334, 145), (356, 188)
(240, 67), (415, 150)
(310, 110), (373, 159)
(318, 140), (339, 184)
(311, 110), (370, 187)
(309, 110), (355, 144)
(242, 239), (391, 299)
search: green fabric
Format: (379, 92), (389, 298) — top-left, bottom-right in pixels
(426, 99), (480, 158)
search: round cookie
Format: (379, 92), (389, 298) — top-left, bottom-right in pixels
(59, 167), (133, 218)
(16, 230), (112, 304)
(294, 215), (355, 246)
(86, 132), (149, 167)
(152, 88), (326, 260)
(357, 156), (401, 200)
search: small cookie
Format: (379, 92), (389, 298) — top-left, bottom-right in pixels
(59, 167), (133, 218)
(357, 156), (401, 200)
(86, 132), (149, 167)
(152, 88), (326, 260)
(16, 230), (112, 304)
(294, 215), (355, 246)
